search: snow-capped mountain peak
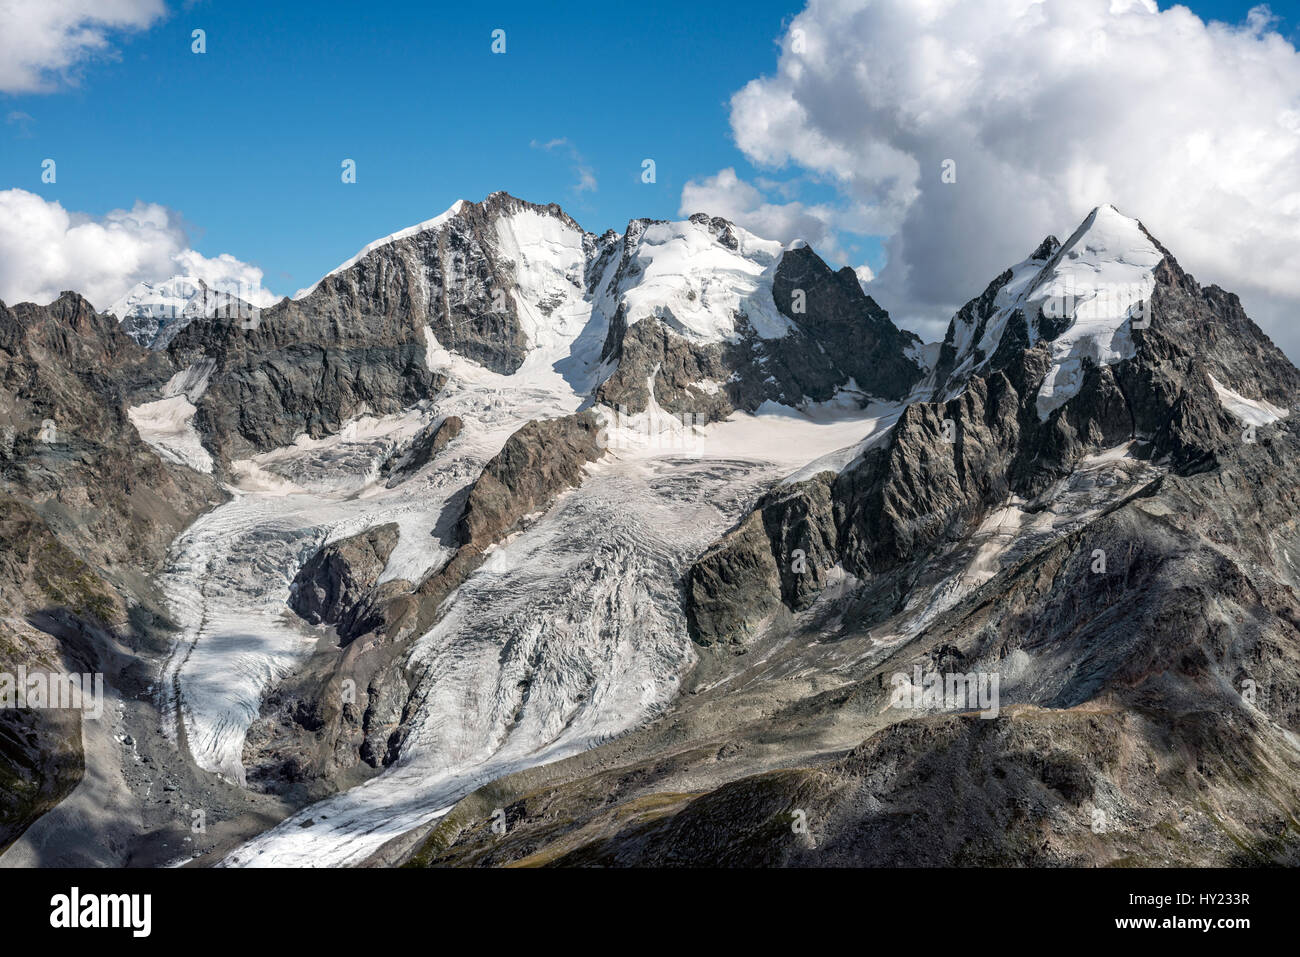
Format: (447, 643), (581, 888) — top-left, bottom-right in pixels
(108, 275), (210, 321)
(935, 204), (1165, 418)
(289, 195), (806, 360)
(1028, 204), (1163, 418)
(593, 212), (794, 343)
(109, 275), (262, 350)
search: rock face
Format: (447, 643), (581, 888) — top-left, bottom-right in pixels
(165, 291), (442, 464)
(0, 292), (223, 853)
(766, 244), (924, 402)
(456, 411), (603, 551)
(685, 208), (1300, 647)
(289, 523), (400, 633)
(288, 193), (583, 376)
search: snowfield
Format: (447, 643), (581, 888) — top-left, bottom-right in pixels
(602, 218), (794, 341)
(1210, 374), (1290, 427)
(127, 360), (218, 474)
(209, 378), (904, 866)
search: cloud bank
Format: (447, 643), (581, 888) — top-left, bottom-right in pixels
(0, 189), (279, 311)
(696, 0), (1300, 351)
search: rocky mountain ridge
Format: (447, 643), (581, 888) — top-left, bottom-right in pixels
(4, 195), (1299, 869)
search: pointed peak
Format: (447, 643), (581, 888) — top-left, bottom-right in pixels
(1054, 203), (1161, 266)
(1071, 203), (1149, 241)
(1028, 236), (1060, 261)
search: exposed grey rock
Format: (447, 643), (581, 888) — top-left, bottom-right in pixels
(685, 216), (1300, 648)
(0, 293), (223, 852)
(687, 511), (786, 647)
(459, 412), (603, 547)
(768, 245), (924, 402)
(166, 298), (442, 464)
(289, 523), (400, 632)
(593, 314), (735, 422)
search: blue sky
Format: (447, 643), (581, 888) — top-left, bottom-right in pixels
(1, 0), (817, 294)
(0, 0), (1294, 300)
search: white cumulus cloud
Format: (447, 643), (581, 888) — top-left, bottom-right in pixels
(723, 0), (1300, 351)
(679, 167), (842, 254)
(0, 0), (166, 93)
(0, 189), (279, 311)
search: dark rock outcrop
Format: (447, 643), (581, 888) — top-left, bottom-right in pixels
(289, 523), (400, 633)
(455, 411), (603, 550)
(382, 415), (463, 486)
(767, 245), (924, 402)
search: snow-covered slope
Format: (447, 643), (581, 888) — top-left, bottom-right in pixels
(593, 216), (795, 342)
(936, 205), (1163, 419)
(1030, 206), (1163, 419)
(1210, 374), (1290, 426)
(126, 360), (217, 473)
